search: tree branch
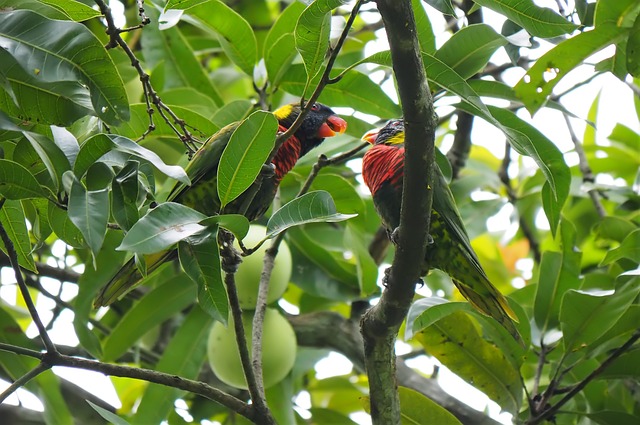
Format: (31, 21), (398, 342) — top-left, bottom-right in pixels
(360, 1), (436, 422)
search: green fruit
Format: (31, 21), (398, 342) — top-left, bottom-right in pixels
(207, 308), (297, 389)
(233, 225), (292, 309)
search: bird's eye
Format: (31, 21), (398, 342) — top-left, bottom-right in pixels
(311, 103), (319, 111)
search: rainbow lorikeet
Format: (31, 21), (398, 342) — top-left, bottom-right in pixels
(94, 103), (347, 307)
(361, 119), (521, 342)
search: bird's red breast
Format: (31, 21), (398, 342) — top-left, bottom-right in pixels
(362, 143), (405, 195)
(272, 124), (302, 180)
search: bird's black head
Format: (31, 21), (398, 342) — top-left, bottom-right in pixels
(362, 119), (405, 146)
(274, 102), (348, 155)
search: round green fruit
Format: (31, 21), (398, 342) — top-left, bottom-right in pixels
(233, 225), (292, 309)
(207, 308), (297, 389)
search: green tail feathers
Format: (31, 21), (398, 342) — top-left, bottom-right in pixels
(94, 251), (176, 307)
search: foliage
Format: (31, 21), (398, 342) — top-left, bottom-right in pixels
(0, 0), (639, 424)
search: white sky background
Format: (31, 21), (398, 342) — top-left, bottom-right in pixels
(1, 0), (639, 424)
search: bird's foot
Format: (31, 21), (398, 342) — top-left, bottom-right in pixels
(387, 227), (400, 245)
(415, 277), (425, 288)
(260, 163), (276, 178)
(426, 233), (434, 245)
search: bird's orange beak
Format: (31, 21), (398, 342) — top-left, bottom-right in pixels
(362, 128), (379, 144)
(318, 115), (348, 138)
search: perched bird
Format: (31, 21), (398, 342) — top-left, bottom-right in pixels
(95, 102), (347, 307)
(361, 119), (521, 342)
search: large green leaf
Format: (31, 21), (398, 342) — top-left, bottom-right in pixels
(117, 202), (207, 255)
(344, 224), (378, 297)
(472, 0), (577, 38)
(406, 298), (473, 340)
(133, 306), (213, 423)
(515, 25), (627, 114)
(295, 0), (346, 85)
(0, 199), (37, 272)
(74, 134), (189, 184)
(415, 311), (522, 413)
(0, 10), (129, 124)
(0, 159), (47, 199)
(23, 132), (71, 193)
(435, 24), (507, 79)
(67, 174), (109, 258)
(217, 110), (278, 207)
(142, 8), (223, 106)
(187, 0), (258, 76)
(101, 277), (197, 362)
(560, 276), (640, 354)
(398, 386), (463, 425)
(0, 48), (94, 126)
(594, 0), (640, 27)
(263, 1), (305, 87)
(600, 229), (640, 265)
(628, 13), (640, 77)
(412, 0), (436, 54)
(266, 190), (357, 238)
(178, 228), (228, 324)
(280, 64), (401, 118)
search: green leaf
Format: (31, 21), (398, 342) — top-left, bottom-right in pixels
(50, 126), (80, 169)
(515, 25), (627, 114)
(164, 0), (209, 11)
(280, 64), (401, 118)
(217, 110), (278, 207)
(101, 276), (197, 362)
(406, 297), (473, 340)
(133, 306), (213, 423)
(593, 217), (638, 243)
(113, 104), (220, 142)
(0, 199), (37, 272)
(584, 411), (640, 425)
(264, 1), (305, 86)
(0, 159), (47, 199)
(594, 0), (640, 27)
(412, 0), (436, 54)
(188, 0), (258, 76)
(0, 10), (129, 124)
(398, 386), (463, 425)
(67, 174), (109, 258)
(86, 401), (131, 425)
(560, 277), (640, 354)
(198, 213), (250, 240)
(117, 202), (207, 255)
(74, 134), (189, 184)
(472, 0), (577, 38)
(47, 201), (84, 248)
(435, 24), (507, 79)
(533, 246), (582, 332)
(38, 0), (101, 21)
(266, 191), (357, 238)
(344, 224), (378, 297)
(211, 100), (253, 128)
(415, 311), (522, 413)
(627, 14), (640, 77)
(295, 0), (346, 84)
(600, 229), (640, 265)
(422, 0), (456, 16)
(23, 132), (71, 193)
(179, 228), (228, 324)
(0, 48), (94, 126)
(141, 8), (223, 106)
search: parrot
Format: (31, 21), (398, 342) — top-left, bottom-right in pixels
(94, 102), (347, 307)
(361, 119), (521, 343)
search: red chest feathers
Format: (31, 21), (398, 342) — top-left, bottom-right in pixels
(362, 144), (405, 195)
(272, 124), (302, 180)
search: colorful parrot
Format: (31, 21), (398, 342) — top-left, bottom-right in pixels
(361, 119), (521, 342)
(95, 103), (347, 307)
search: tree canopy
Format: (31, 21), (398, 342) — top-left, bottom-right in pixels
(0, 0), (639, 424)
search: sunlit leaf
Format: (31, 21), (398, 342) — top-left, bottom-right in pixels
(217, 110), (278, 207)
(0, 199), (37, 272)
(117, 202), (207, 255)
(266, 190), (357, 238)
(398, 386), (462, 425)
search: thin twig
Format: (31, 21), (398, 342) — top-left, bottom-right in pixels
(527, 330), (640, 424)
(563, 114), (606, 218)
(0, 199), (57, 354)
(498, 144), (542, 263)
(0, 362), (51, 403)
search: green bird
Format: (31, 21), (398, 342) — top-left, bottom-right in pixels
(361, 119), (521, 342)
(95, 102), (347, 307)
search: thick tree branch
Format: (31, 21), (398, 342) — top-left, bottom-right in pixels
(360, 1), (436, 423)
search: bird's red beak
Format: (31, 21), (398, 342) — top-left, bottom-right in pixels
(318, 115), (348, 138)
(362, 128), (379, 144)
